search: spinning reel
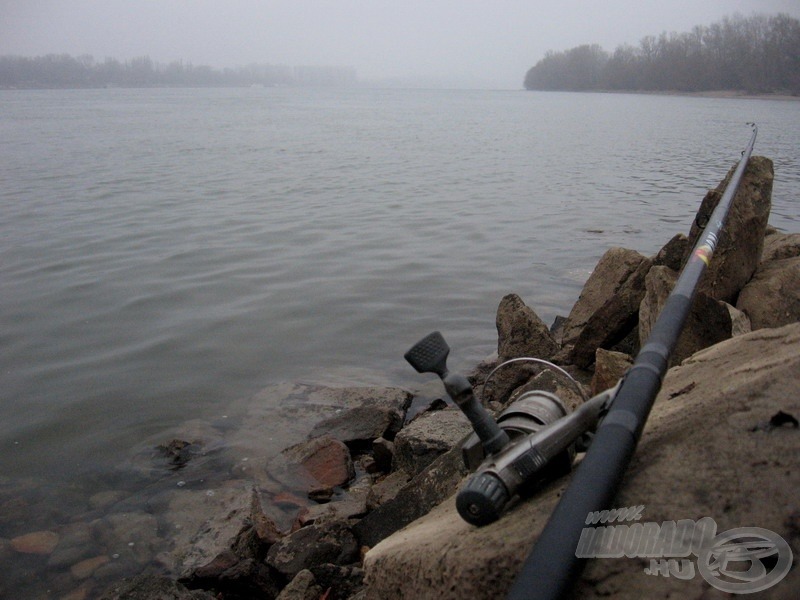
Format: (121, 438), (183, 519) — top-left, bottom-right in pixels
(405, 331), (619, 526)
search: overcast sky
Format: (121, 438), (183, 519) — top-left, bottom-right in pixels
(2, 0), (799, 88)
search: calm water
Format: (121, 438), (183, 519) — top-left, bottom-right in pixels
(1, 87), (799, 595)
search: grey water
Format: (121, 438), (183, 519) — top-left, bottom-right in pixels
(1, 87), (798, 595)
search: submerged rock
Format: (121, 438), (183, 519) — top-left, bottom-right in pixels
(268, 435), (355, 493)
(10, 530), (60, 555)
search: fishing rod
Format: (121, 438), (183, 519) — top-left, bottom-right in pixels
(404, 123), (757, 598)
(506, 123), (758, 599)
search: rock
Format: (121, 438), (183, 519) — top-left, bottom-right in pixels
(761, 230), (800, 262)
(496, 293), (559, 361)
(736, 256), (800, 330)
(361, 324), (800, 599)
(10, 530), (60, 555)
(179, 546), (281, 599)
(189, 549), (238, 579)
(225, 384), (412, 484)
(572, 256), (653, 368)
(309, 403), (404, 449)
(353, 440), (469, 549)
(89, 490), (126, 510)
(638, 265), (743, 365)
(48, 522), (96, 568)
(549, 315), (567, 346)
(371, 437), (395, 473)
(95, 511), (160, 565)
(366, 470), (412, 512)
(201, 558), (280, 599)
(70, 555), (111, 579)
(275, 569), (322, 600)
(99, 574), (216, 600)
(60, 584), (92, 600)
(507, 367), (588, 414)
(156, 439), (200, 470)
(309, 564), (365, 600)
(561, 247), (649, 348)
(480, 358), (537, 406)
(466, 353), (499, 390)
(301, 479), (370, 525)
(682, 155), (773, 303)
(652, 234), (689, 271)
(156, 483), (257, 576)
(269, 436), (355, 493)
(392, 409), (471, 476)
(724, 302), (752, 336)
(266, 522), (359, 581)
(488, 294), (560, 405)
(590, 349), (633, 397)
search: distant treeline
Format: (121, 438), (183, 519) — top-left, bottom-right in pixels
(0, 54), (357, 89)
(524, 13), (800, 94)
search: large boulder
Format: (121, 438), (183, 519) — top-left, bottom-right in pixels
(362, 324), (800, 599)
(561, 248), (649, 348)
(682, 155), (773, 303)
(571, 257), (653, 368)
(487, 294), (560, 405)
(761, 230), (800, 262)
(496, 293), (558, 361)
(736, 256), (800, 330)
(638, 265), (750, 365)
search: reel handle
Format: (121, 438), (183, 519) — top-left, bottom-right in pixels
(405, 332), (510, 456)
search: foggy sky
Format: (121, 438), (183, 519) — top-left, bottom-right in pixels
(2, 0), (799, 88)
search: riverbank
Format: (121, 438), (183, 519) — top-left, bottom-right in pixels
(574, 88), (800, 101)
(81, 155), (799, 599)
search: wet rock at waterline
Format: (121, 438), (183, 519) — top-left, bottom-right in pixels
(269, 436), (355, 493)
(10, 530), (60, 554)
(560, 247), (649, 349)
(570, 256), (652, 368)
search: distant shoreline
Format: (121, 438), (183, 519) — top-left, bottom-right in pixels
(525, 88), (800, 101)
(618, 89), (800, 101)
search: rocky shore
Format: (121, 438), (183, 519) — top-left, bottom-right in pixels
(12, 156), (796, 599)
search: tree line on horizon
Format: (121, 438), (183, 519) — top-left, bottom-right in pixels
(524, 13), (800, 94)
(0, 54), (357, 89)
